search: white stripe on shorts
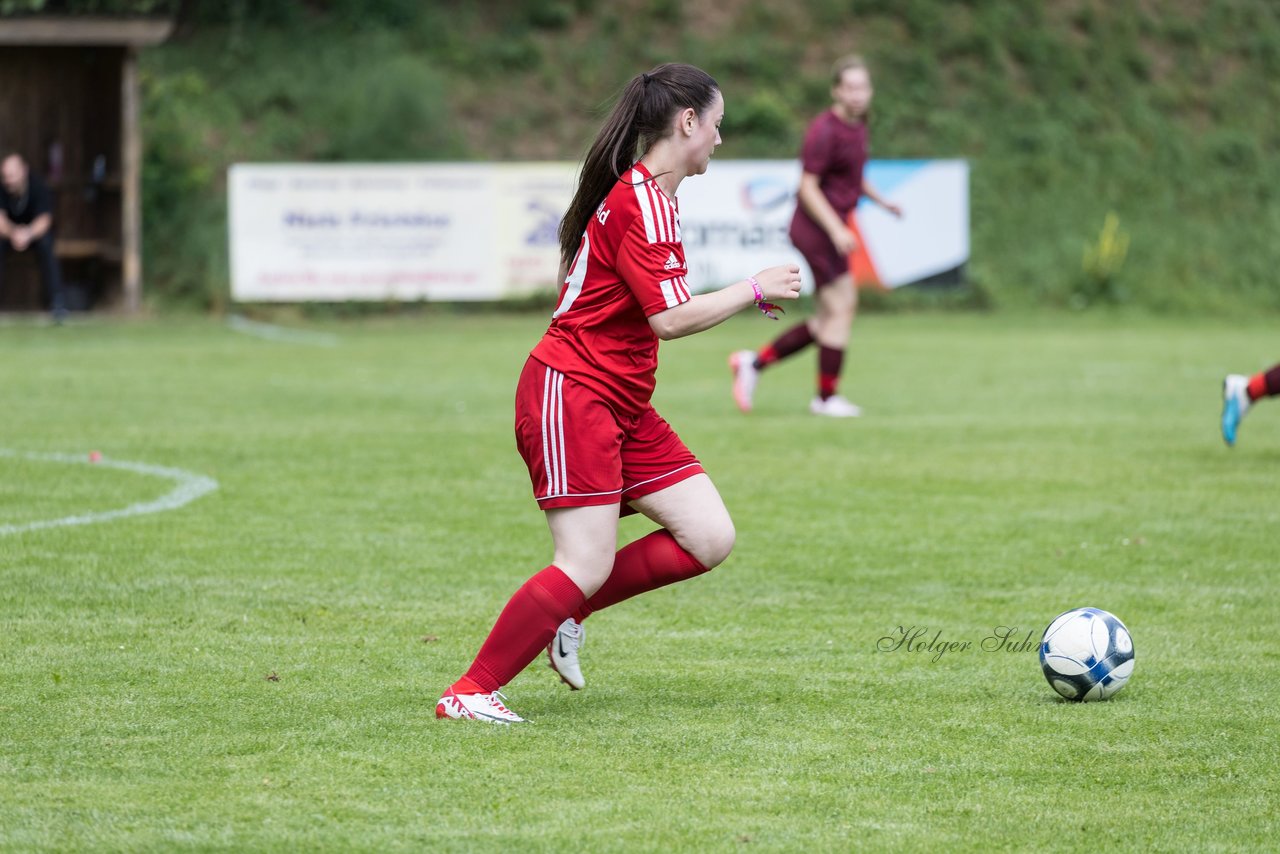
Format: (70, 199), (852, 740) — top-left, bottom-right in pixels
(541, 367), (567, 497)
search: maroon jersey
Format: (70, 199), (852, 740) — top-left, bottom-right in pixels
(532, 161), (692, 416)
(790, 109), (869, 226)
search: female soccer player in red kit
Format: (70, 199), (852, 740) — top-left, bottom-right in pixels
(437, 63), (802, 723)
(730, 54), (902, 417)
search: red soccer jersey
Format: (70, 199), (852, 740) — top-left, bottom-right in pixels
(531, 161), (692, 416)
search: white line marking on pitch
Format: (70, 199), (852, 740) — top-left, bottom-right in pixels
(227, 314), (339, 347)
(0, 449), (219, 536)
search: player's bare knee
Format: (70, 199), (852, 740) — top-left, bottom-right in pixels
(554, 554), (615, 596)
(691, 518), (735, 569)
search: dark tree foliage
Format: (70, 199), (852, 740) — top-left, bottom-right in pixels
(0, 0), (175, 15)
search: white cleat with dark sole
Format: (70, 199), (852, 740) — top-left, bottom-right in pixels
(548, 618), (586, 690)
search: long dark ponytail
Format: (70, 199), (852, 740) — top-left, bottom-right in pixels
(557, 63), (720, 265)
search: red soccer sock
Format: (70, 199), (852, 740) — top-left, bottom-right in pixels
(1248, 364), (1280, 400)
(756, 322), (814, 370)
(573, 529), (708, 622)
(818, 344), (845, 400)
(460, 565), (585, 693)
(1247, 373), (1266, 401)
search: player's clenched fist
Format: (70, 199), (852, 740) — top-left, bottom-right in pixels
(753, 265), (803, 302)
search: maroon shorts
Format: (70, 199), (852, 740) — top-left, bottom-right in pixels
(514, 357), (704, 511)
(789, 212), (850, 289)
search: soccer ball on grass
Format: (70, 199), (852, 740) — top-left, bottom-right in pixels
(1039, 607), (1134, 701)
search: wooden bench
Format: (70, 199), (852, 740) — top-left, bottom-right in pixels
(0, 239), (122, 311)
(55, 238), (123, 264)
(57, 239), (122, 311)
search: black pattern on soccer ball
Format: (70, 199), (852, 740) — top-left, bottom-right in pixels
(1039, 607), (1135, 702)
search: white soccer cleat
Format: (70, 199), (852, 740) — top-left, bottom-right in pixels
(547, 618), (586, 690)
(1221, 374), (1251, 447)
(810, 395), (862, 418)
(436, 687), (527, 723)
(729, 350), (759, 413)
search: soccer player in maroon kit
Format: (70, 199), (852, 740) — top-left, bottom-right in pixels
(1222, 365), (1280, 446)
(730, 55), (902, 417)
(436, 64), (802, 723)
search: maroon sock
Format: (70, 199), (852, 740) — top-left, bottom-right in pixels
(461, 565), (585, 692)
(573, 529), (708, 622)
(1263, 364), (1280, 398)
(818, 345), (844, 400)
(755, 323), (814, 370)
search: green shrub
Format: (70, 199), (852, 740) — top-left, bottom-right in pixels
(726, 90), (796, 154)
(645, 0), (682, 25)
(314, 56), (460, 160)
(525, 0), (574, 29)
(138, 67), (234, 308)
(0, 0), (172, 13)
(1077, 212), (1131, 308)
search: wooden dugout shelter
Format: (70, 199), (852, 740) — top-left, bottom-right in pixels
(0, 16), (172, 313)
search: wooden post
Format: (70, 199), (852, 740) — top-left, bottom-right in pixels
(121, 46), (141, 313)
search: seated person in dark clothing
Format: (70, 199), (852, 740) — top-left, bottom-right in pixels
(1, 152), (66, 318)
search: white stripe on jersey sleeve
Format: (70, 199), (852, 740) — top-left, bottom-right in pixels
(657, 183), (678, 242)
(632, 168), (682, 245)
(659, 277), (692, 308)
(654, 182), (675, 243)
(631, 169), (660, 243)
(658, 278), (678, 308)
(661, 187), (679, 242)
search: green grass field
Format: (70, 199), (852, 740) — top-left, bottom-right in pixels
(2, 310), (1278, 851)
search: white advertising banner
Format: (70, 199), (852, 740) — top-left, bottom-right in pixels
(228, 163), (574, 302)
(228, 160), (967, 301)
(677, 158), (969, 291)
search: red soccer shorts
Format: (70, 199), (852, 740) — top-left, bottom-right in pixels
(514, 356), (704, 511)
